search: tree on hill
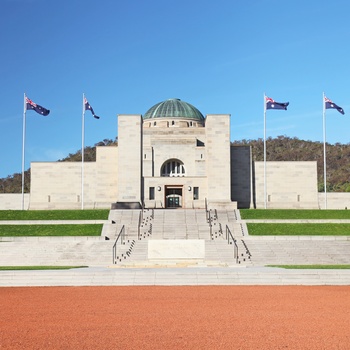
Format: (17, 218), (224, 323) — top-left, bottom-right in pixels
(0, 171), (30, 194)
(232, 136), (350, 192)
(1, 136), (349, 193)
(58, 138), (117, 162)
(0, 138), (117, 193)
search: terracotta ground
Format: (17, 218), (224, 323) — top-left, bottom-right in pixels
(1, 286), (350, 349)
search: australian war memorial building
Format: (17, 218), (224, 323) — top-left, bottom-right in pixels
(29, 99), (319, 210)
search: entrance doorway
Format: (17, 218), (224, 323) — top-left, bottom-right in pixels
(165, 187), (183, 208)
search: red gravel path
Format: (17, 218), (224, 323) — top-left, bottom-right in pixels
(1, 286), (350, 349)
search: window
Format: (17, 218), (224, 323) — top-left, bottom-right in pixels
(161, 159), (185, 177)
(149, 187), (155, 200)
(193, 187), (199, 200)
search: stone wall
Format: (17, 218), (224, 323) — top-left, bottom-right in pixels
(0, 194), (30, 210)
(318, 193), (350, 210)
(253, 161), (319, 209)
(3, 192), (350, 210)
(29, 147), (118, 209)
(95, 146), (118, 204)
(230, 147), (319, 209)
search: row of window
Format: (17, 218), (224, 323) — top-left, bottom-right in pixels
(149, 187), (199, 200)
(147, 121), (197, 127)
(161, 160), (185, 177)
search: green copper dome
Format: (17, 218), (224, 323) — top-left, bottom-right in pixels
(143, 99), (204, 121)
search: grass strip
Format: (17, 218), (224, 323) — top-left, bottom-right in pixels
(0, 209), (109, 221)
(240, 209), (350, 220)
(247, 223), (350, 235)
(267, 265), (350, 269)
(0, 224), (103, 236)
(0, 266), (88, 270)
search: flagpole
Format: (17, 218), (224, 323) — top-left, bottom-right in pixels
(322, 92), (327, 209)
(81, 93), (85, 210)
(263, 93), (267, 209)
(21, 93), (27, 210)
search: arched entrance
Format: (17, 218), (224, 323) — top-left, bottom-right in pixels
(165, 186), (183, 208)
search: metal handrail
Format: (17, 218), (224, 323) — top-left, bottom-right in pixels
(226, 225), (238, 263)
(205, 198), (209, 222)
(208, 209), (212, 236)
(137, 208), (155, 240)
(218, 222), (223, 236)
(138, 210), (142, 241)
(112, 225), (125, 264)
(141, 201), (145, 221)
(205, 198), (214, 237)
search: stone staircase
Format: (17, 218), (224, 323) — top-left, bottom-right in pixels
(103, 209), (141, 239)
(207, 209), (252, 265)
(0, 208), (247, 268)
(243, 237), (350, 265)
(151, 209), (209, 239)
(0, 237), (114, 266)
(3, 208), (349, 268)
(112, 208), (244, 267)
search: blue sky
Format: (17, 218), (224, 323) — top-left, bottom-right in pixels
(1, 0), (350, 178)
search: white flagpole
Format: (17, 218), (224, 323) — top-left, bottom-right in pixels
(81, 93), (85, 210)
(263, 93), (267, 209)
(322, 92), (327, 209)
(21, 93), (27, 210)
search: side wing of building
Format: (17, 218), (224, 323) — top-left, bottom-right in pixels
(230, 145), (319, 209)
(30, 146), (118, 209)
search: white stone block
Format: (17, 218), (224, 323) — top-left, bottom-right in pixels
(148, 239), (205, 260)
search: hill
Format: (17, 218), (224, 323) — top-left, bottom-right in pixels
(1, 136), (349, 193)
(232, 136), (350, 192)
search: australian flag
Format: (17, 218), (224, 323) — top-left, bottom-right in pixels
(84, 97), (100, 119)
(25, 97), (50, 116)
(324, 96), (344, 115)
(265, 96), (289, 110)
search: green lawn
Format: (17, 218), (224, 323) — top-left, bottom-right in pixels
(0, 224), (103, 236)
(247, 223), (350, 235)
(267, 265), (350, 269)
(0, 209), (109, 221)
(240, 209), (350, 220)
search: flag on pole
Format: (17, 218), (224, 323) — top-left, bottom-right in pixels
(263, 94), (289, 209)
(324, 96), (344, 115)
(25, 97), (50, 116)
(265, 96), (289, 110)
(84, 97), (100, 119)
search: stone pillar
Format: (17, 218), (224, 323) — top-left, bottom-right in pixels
(117, 114), (142, 207)
(205, 114), (231, 206)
